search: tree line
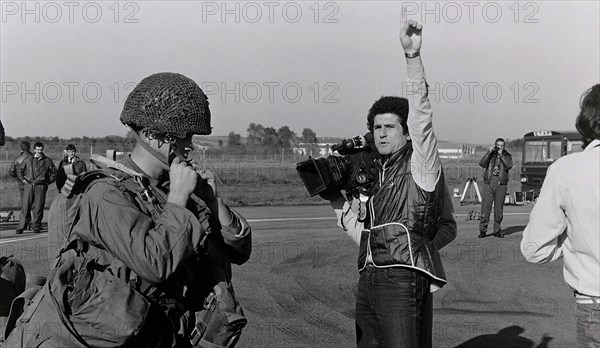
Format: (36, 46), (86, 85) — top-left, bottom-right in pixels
(3, 126), (525, 155)
(227, 123), (317, 148)
(2, 123), (321, 157)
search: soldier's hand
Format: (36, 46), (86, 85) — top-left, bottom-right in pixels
(194, 167), (218, 204)
(168, 157), (197, 207)
(399, 19), (422, 54)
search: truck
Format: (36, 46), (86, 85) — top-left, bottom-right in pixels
(520, 130), (584, 196)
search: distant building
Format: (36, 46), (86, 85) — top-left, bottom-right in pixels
(437, 141), (476, 159)
(437, 148), (463, 159)
(294, 137), (342, 157)
(294, 138), (477, 158)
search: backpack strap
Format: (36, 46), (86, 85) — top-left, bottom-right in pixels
(63, 156), (168, 292)
(90, 154), (165, 219)
(56, 171), (120, 260)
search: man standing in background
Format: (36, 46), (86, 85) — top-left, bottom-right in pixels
(56, 144), (87, 191)
(11, 141), (33, 234)
(19, 142), (56, 234)
(0, 120), (5, 146)
(478, 138), (512, 238)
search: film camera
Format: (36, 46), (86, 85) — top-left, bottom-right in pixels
(296, 133), (380, 197)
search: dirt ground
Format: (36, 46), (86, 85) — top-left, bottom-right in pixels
(1, 202), (575, 347)
(230, 204), (570, 348)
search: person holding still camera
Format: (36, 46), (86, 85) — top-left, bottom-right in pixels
(322, 19), (457, 347)
(478, 138), (513, 238)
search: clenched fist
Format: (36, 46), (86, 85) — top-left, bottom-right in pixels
(400, 19), (423, 54)
(168, 157), (198, 207)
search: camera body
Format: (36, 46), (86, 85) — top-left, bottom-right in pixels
(296, 133), (380, 197)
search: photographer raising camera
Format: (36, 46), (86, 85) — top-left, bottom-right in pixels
(478, 138), (513, 238)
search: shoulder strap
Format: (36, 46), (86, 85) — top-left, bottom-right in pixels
(90, 154), (144, 177)
(61, 169), (119, 197)
(90, 154), (165, 218)
(56, 171), (121, 260)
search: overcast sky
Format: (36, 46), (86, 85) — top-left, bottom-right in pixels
(1, 1), (599, 144)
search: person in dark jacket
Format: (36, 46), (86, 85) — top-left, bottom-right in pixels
(18, 142), (57, 234)
(322, 20), (457, 348)
(56, 144), (87, 191)
(0, 120), (5, 146)
(478, 138), (513, 238)
(10, 141), (33, 234)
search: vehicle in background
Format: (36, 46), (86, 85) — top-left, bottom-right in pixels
(520, 130), (583, 196)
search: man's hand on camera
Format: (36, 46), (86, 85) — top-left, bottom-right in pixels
(400, 19), (423, 54)
(319, 189), (342, 202)
(319, 190), (346, 210)
(168, 157), (197, 207)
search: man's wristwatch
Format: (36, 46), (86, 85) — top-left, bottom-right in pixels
(405, 51), (420, 59)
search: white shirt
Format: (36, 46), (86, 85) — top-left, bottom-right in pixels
(520, 139), (600, 296)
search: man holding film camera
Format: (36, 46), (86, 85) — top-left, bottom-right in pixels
(478, 138), (513, 238)
(322, 20), (457, 347)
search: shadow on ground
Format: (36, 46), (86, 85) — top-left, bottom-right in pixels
(454, 326), (553, 348)
(501, 225), (527, 236)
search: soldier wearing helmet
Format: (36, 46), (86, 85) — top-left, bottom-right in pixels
(6, 73), (252, 347)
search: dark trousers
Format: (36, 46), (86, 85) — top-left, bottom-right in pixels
(479, 181), (507, 234)
(356, 266), (432, 348)
(17, 184), (33, 231)
(31, 184), (48, 231)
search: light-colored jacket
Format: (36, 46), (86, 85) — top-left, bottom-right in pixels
(521, 139), (600, 297)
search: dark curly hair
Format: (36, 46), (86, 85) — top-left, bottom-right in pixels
(366, 96), (409, 134)
(576, 84), (600, 147)
(20, 141), (30, 152)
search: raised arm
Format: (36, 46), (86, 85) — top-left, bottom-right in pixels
(193, 165), (252, 264)
(401, 20), (441, 192)
(479, 148), (495, 168)
(498, 151), (513, 170)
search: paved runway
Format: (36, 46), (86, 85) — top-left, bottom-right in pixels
(0, 202), (573, 347)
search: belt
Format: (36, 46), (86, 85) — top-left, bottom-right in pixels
(575, 293), (600, 305)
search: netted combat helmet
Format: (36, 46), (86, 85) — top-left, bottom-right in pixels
(120, 72), (211, 137)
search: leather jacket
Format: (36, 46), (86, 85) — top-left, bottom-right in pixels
(479, 149), (513, 184)
(56, 155), (87, 191)
(10, 151), (33, 189)
(21, 153), (57, 185)
(358, 143), (455, 286)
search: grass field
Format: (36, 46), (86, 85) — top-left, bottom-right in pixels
(0, 151), (524, 211)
